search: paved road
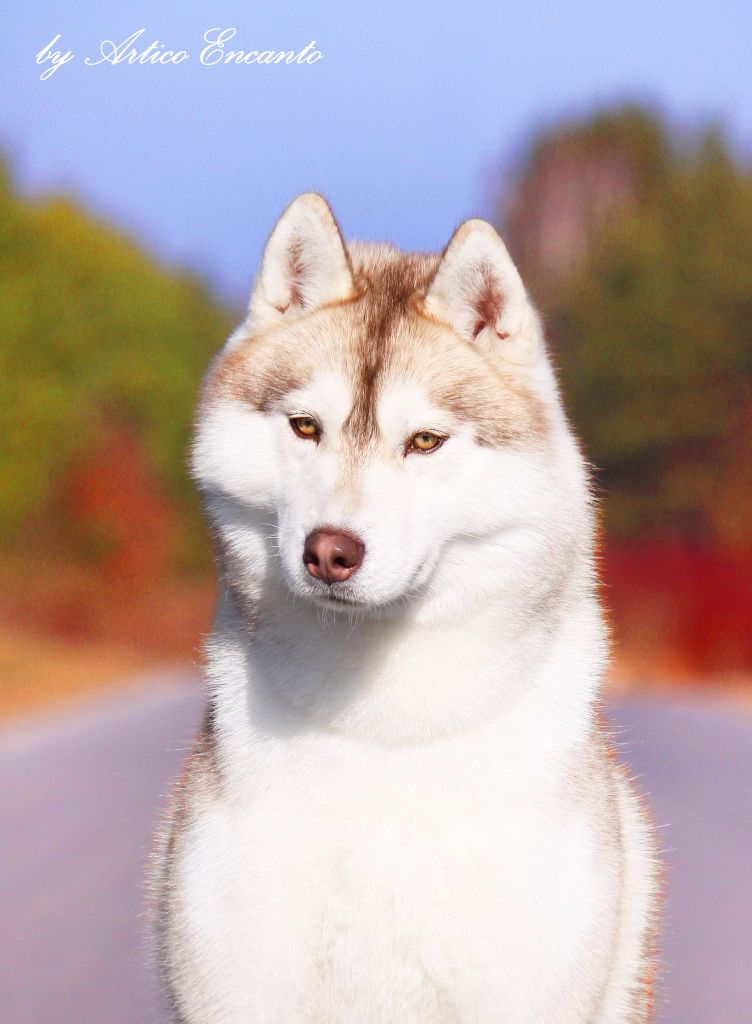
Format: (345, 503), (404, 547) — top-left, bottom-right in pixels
(1, 675), (750, 1024)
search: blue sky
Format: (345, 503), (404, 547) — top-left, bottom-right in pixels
(2, 1), (751, 302)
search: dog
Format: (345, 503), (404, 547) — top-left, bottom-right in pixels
(152, 193), (659, 1022)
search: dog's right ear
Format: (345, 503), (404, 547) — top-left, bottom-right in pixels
(248, 193), (354, 330)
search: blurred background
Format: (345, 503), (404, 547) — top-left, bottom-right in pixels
(1, 2), (750, 1023)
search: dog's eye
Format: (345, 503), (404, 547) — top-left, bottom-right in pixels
(289, 416), (320, 441)
(406, 430), (446, 455)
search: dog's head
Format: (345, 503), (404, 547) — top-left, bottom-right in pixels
(193, 194), (590, 617)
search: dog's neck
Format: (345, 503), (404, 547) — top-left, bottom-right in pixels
(206, 552), (605, 749)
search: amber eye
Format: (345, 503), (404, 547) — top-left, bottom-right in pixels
(289, 416), (320, 441)
(407, 430), (446, 454)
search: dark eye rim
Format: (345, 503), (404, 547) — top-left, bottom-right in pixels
(404, 431), (448, 456)
(288, 415), (321, 442)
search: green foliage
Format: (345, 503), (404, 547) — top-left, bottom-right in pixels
(518, 113), (752, 540)
(0, 159), (234, 561)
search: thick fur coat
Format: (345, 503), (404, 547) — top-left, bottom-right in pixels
(151, 194), (659, 1023)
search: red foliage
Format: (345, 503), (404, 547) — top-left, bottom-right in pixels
(0, 426), (216, 658)
(62, 427), (174, 585)
(603, 541), (752, 676)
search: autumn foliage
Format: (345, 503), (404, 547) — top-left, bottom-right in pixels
(604, 541), (752, 679)
(0, 158), (228, 660)
(502, 108), (752, 678)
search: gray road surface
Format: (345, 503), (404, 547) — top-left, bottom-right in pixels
(1, 674), (750, 1023)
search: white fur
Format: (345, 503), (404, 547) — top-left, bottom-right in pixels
(155, 205), (659, 1023)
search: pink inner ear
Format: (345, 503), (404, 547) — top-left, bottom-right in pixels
(287, 236), (306, 308)
(474, 263), (505, 335)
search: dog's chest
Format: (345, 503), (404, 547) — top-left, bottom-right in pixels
(174, 733), (618, 1022)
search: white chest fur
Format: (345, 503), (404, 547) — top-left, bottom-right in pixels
(170, 671), (622, 1024)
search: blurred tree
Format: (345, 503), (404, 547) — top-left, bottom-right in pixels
(0, 158), (234, 571)
(501, 109), (752, 542)
(503, 106), (670, 302)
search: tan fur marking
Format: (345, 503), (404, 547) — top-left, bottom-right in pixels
(342, 249), (440, 444)
(209, 339), (309, 411)
(206, 242), (548, 453)
(429, 367), (547, 448)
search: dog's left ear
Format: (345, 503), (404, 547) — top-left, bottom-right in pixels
(424, 219), (538, 364)
(248, 192), (354, 330)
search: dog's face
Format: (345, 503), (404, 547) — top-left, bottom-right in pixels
(193, 195), (585, 616)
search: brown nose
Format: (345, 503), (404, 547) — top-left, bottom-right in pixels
(303, 529), (365, 584)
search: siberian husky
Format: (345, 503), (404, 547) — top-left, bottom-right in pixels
(152, 194), (659, 1022)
